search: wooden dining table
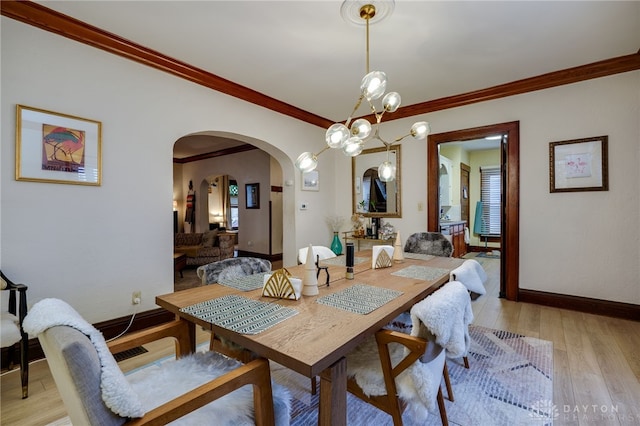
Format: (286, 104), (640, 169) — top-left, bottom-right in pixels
(156, 252), (464, 426)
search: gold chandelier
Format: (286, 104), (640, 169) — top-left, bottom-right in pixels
(295, 0), (430, 182)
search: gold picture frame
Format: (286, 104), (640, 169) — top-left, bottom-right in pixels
(549, 136), (608, 193)
(15, 105), (102, 186)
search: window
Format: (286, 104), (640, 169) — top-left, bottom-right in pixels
(229, 180), (239, 230)
(480, 166), (501, 235)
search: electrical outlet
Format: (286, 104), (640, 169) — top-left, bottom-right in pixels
(132, 291), (141, 305)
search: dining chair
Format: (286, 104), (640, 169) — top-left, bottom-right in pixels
(404, 232), (453, 257)
(344, 304), (452, 425)
(1, 270), (29, 398)
(23, 298), (290, 426)
(449, 258), (488, 299)
(297, 245), (336, 264)
(196, 256), (272, 285)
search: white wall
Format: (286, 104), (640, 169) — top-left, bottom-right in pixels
(335, 72), (639, 304)
(0, 19), (333, 322)
(1, 18), (638, 326)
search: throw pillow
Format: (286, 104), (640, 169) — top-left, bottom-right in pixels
(202, 230), (218, 247)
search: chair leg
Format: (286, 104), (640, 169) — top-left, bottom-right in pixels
(443, 362), (454, 402)
(436, 386), (448, 426)
(20, 334), (28, 399)
(311, 376), (317, 395)
(463, 356), (469, 369)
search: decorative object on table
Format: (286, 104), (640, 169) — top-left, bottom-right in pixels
(294, 1), (430, 182)
(315, 255), (330, 286)
(302, 244), (319, 296)
(345, 242), (355, 280)
(15, 105), (102, 186)
(392, 231), (404, 263)
(549, 135), (608, 192)
(351, 214), (366, 237)
(378, 220), (395, 240)
(262, 268), (302, 300)
(372, 245), (394, 269)
(326, 215), (345, 255)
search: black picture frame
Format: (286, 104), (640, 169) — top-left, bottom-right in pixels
(246, 183), (260, 209)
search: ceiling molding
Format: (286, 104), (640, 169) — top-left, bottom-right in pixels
(173, 144), (258, 164)
(3, 1), (639, 129)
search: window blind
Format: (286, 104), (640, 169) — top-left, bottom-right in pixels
(480, 166), (501, 235)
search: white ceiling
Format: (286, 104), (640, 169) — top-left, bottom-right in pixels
(35, 1), (639, 157)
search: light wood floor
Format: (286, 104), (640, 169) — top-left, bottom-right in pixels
(2, 256), (639, 425)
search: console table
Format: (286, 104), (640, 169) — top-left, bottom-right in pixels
(342, 231), (395, 251)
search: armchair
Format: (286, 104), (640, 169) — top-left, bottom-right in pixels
(0, 270), (29, 399)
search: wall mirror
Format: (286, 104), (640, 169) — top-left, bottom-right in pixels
(352, 144), (401, 218)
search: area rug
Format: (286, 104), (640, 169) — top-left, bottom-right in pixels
(476, 252), (501, 259)
(48, 325), (553, 426)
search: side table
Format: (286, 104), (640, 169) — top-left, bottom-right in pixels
(174, 252), (187, 278)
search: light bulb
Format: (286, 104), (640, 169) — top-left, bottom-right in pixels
(295, 152), (318, 172)
(382, 92), (401, 112)
(342, 137), (364, 157)
(411, 121), (430, 140)
(360, 71), (387, 101)
(325, 123), (350, 148)
(351, 118), (372, 139)
(378, 161), (396, 182)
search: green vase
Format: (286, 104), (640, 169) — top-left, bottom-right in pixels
(330, 232), (343, 255)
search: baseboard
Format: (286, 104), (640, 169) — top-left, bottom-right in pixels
(519, 289), (640, 321)
(1, 308), (175, 369)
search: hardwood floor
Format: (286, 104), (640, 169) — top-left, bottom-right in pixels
(2, 256), (639, 425)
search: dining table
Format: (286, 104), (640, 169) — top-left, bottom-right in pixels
(156, 251), (465, 426)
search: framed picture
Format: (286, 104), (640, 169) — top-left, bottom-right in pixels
(15, 105), (102, 186)
(246, 183), (260, 209)
(302, 170), (319, 191)
(549, 136), (608, 193)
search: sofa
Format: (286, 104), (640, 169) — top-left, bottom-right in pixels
(174, 230), (235, 266)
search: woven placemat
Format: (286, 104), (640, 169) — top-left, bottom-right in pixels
(402, 252), (435, 261)
(319, 256), (368, 266)
(180, 295), (298, 335)
(316, 284), (402, 315)
(218, 273), (267, 291)
(391, 265), (450, 281)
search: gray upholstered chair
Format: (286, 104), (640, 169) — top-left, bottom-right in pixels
(1, 271), (29, 398)
(23, 298), (290, 426)
(196, 257), (272, 285)
(404, 232), (454, 257)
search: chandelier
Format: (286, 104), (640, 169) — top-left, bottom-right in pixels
(295, 0), (430, 182)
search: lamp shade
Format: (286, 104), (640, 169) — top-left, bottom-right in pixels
(326, 123), (350, 148)
(360, 71), (387, 101)
(295, 152), (318, 172)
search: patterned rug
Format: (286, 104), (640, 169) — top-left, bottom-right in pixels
(48, 325), (552, 426)
(280, 324), (553, 426)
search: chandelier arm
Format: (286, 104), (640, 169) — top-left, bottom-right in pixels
(344, 95), (365, 128)
(316, 145), (331, 157)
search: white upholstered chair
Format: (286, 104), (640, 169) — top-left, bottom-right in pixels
(23, 298), (290, 426)
(1, 271), (29, 398)
(297, 245), (336, 264)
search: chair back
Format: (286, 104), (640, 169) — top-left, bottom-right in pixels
(404, 232), (453, 257)
(197, 257), (272, 285)
(297, 246), (336, 264)
(39, 325), (125, 425)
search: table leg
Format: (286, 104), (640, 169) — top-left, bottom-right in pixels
(318, 357), (347, 426)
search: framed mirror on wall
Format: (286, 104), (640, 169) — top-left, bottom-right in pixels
(352, 144), (401, 218)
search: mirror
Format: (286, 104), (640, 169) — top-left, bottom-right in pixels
(352, 144), (401, 218)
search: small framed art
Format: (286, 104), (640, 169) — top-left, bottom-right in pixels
(246, 183), (260, 209)
(15, 105), (102, 186)
(549, 136), (608, 193)
(302, 170), (319, 191)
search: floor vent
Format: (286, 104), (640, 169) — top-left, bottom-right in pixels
(113, 346), (148, 362)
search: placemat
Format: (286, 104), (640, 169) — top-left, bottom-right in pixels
(316, 284), (403, 315)
(319, 256), (368, 266)
(180, 295), (298, 335)
(218, 273), (268, 291)
(391, 265), (450, 281)
(402, 252), (435, 261)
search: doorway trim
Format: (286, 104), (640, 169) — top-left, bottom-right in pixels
(427, 121), (520, 301)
